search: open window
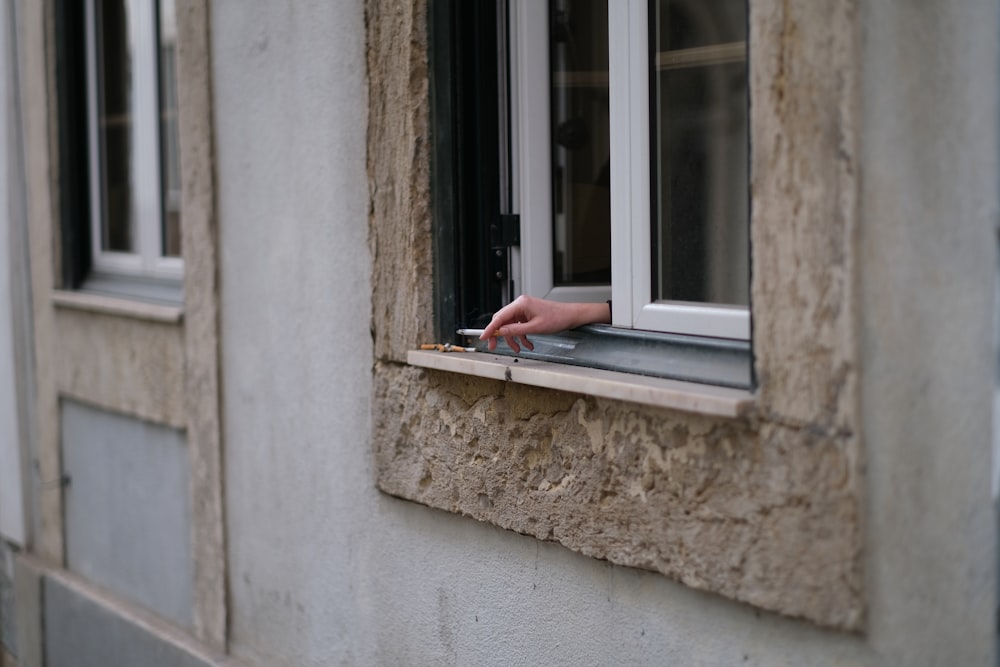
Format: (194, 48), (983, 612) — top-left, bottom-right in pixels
(430, 0), (751, 387)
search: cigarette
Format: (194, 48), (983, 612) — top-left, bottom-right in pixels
(456, 328), (500, 338)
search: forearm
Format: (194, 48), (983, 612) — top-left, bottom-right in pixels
(566, 301), (611, 328)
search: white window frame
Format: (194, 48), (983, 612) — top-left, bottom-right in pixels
(511, 0), (610, 305)
(85, 0), (182, 282)
(511, 0), (749, 339)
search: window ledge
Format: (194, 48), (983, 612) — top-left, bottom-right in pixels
(407, 349), (755, 418)
(52, 290), (183, 324)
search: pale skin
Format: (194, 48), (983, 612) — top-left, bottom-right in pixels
(480, 295), (611, 353)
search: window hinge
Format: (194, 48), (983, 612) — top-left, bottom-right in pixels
(490, 214), (520, 286)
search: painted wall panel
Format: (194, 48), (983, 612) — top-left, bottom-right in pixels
(0, 0), (25, 548)
(61, 400), (193, 629)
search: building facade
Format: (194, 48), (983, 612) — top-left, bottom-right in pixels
(0, 1), (996, 665)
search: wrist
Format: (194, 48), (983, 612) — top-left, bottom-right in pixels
(571, 301), (611, 328)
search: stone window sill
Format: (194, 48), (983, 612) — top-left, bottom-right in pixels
(407, 349), (755, 418)
(52, 290), (184, 324)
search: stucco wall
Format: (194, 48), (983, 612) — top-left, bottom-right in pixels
(859, 2), (997, 663)
(211, 2), (374, 663)
(211, 2), (995, 666)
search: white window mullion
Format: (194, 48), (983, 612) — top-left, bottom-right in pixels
(132, 0), (163, 272)
(608, 0), (639, 327)
(85, 0), (105, 267)
(85, 0), (99, 255)
(513, 0), (552, 301)
(629, 0), (652, 329)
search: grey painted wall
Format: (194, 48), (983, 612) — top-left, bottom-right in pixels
(61, 400), (194, 630)
(211, 1), (995, 666)
(859, 2), (997, 663)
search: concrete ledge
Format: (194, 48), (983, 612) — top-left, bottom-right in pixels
(52, 290), (184, 324)
(408, 350), (755, 418)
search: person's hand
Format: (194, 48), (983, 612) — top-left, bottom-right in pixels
(480, 295), (611, 353)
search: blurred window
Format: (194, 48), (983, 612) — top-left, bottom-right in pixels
(85, 0), (183, 282)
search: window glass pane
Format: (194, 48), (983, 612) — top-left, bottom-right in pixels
(96, 0), (134, 253)
(158, 0), (182, 257)
(652, 0), (748, 306)
(549, 0), (611, 287)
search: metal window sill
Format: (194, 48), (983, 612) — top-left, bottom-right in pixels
(407, 349), (755, 418)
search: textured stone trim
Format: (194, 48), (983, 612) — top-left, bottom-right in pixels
(176, 0), (227, 651)
(368, 0), (864, 630)
(51, 290), (184, 323)
(53, 308), (187, 429)
(365, 0), (433, 363)
(408, 349), (755, 417)
(21, 0), (65, 566)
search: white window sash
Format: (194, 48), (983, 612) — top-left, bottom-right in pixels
(511, 0), (552, 301)
(86, 0), (182, 282)
(512, 0), (611, 305)
(512, 0), (748, 339)
(610, 0), (749, 339)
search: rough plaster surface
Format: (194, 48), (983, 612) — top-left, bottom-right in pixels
(750, 0), (860, 436)
(53, 308), (186, 429)
(374, 364), (861, 629)
(176, 0), (227, 650)
(366, 0), (433, 363)
(21, 0), (64, 565)
(369, 0), (864, 629)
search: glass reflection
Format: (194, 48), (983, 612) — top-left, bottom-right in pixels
(549, 0), (611, 287)
(97, 0), (134, 253)
(652, 0), (748, 306)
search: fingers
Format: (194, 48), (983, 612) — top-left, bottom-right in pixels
(480, 313), (515, 341)
(501, 333), (532, 354)
(480, 295), (541, 354)
(485, 328), (533, 354)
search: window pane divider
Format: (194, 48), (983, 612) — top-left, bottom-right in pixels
(132, 0), (163, 271)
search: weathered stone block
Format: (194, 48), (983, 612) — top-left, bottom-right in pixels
(367, 0), (864, 630)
